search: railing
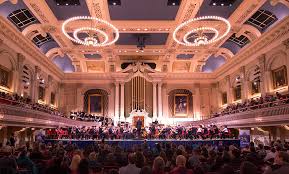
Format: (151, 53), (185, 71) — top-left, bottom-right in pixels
(214, 98), (289, 117)
(0, 103), (99, 127)
(180, 99), (289, 127)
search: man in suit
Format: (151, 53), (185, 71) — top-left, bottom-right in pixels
(136, 118), (142, 138)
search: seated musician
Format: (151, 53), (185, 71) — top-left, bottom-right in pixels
(197, 125), (203, 139)
(221, 125), (229, 139)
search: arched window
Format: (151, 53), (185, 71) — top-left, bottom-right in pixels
(233, 76), (242, 101)
(22, 65), (32, 97)
(228, 34), (250, 48)
(251, 66), (261, 95)
(8, 9), (36, 29)
(247, 10), (277, 31)
(32, 34), (52, 47)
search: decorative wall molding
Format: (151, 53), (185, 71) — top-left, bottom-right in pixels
(215, 17), (289, 80)
(0, 16), (64, 80)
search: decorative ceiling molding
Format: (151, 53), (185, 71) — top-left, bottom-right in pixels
(0, 16), (64, 79)
(215, 16), (289, 80)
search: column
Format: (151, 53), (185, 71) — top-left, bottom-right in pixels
(258, 55), (267, 96)
(240, 66), (248, 101)
(158, 82), (162, 119)
(216, 82), (222, 107)
(76, 85), (83, 111)
(33, 66), (41, 103)
(193, 86), (201, 120)
(45, 75), (52, 105)
(17, 53), (25, 95)
(11, 70), (19, 93)
(120, 82), (125, 121)
(225, 75), (233, 103)
(152, 82), (157, 120)
(283, 39), (289, 92)
(114, 82), (119, 121)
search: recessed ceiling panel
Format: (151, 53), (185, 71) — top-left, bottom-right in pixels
(108, 0), (180, 20)
(116, 33), (168, 45)
(45, 0), (89, 20)
(119, 55), (159, 60)
(84, 53), (102, 59)
(197, 0), (243, 18)
(176, 54), (194, 59)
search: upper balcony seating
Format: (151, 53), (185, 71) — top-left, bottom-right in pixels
(212, 92), (289, 118)
(0, 92), (64, 117)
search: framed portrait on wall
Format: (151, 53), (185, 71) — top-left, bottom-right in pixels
(174, 94), (188, 117)
(272, 66), (287, 89)
(88, 94), (103, 115)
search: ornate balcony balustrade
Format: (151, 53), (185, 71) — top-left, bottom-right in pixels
(0, 104), (99, 128)
(184, 101), (289, 128)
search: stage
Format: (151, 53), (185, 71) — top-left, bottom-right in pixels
(45, 139), (240, 149)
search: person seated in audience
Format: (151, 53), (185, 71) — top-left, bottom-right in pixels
(170, 155), (193, 174)
(0, 147), (17, 173)
(17, 148), (37, 174)
(119, 153), (141, 174)
(240, 161), (257, 174)
(270, 151), (289, 174)
(152, 156), (165, 174)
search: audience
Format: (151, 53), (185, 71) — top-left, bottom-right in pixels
(212, 92), (289, 117)
(0, 139), (288, 174)
(119, 153), (140, 174)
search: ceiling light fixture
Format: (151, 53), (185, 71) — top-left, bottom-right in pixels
(173, 16), (231, 46)
(62, 16), (119, 47)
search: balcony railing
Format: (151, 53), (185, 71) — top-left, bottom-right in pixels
(183, 99), (289, 127)
(0, 103), (99, 127)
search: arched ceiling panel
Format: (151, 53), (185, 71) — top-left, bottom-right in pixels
(202, 55), (226, 73)
(53, 54), (75, 73)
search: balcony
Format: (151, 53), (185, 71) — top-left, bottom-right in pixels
(0, 103), (99, 128)
(184, 102), (289, 128)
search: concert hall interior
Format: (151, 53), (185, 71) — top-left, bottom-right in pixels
(0, 0), (289, 174)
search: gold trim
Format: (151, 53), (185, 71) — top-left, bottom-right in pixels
(174, 94), (189, 117)
(88, 94), (103, 115)
(272, 65), (288, 89)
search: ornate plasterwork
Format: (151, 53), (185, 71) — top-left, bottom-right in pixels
(30, 3), (49, 23)
(215, 17), (289, 78)
(0, 16), (63, 79)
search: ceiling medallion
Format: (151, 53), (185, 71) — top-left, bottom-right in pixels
(62, 16), (119, 47)
(173, 16), (231, 46)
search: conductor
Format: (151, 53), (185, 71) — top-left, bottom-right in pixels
(136, 118), (142, 137)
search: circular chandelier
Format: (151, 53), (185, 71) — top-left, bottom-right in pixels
(173, 16), (231, 46)
(62, 16), (119, 47)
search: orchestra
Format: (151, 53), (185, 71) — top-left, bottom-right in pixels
(45, 123), (234, 140)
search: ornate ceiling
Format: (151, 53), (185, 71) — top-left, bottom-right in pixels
(0, 0), (288, 73)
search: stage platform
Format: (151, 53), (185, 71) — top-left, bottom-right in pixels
(45, 139), (240, 149)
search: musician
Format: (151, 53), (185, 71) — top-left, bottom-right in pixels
(149, 125), (156, 139)
(136, 118), (142, 138)
(197, 125), (203, 139)
(221, 125), (229, 139)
